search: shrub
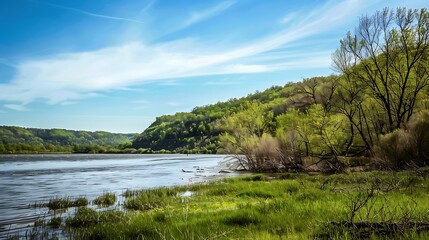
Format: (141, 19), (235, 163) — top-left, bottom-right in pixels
(408, 111), (429, 166)
(374, 129), (413, 169)
(277, 130), (304, 171)
(374, 110), (429, 169)
(242, 134), (281, 172)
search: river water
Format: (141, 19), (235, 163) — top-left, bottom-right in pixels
(0, 154), (236, 237)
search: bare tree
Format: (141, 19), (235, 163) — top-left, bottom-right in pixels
(333, 8), (429, 134)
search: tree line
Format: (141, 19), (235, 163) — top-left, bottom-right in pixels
(0, 126), (135, 154)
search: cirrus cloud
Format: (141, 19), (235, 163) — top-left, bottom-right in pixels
(0, 0), (374, 109)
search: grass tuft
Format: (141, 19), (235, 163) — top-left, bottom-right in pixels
(93, 193), (116, 207)
(48, 217), (62, 228)
(47, 197), (88, 210)
(223, 211), (261, 226)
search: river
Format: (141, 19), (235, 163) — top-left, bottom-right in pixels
(0, 154), (236, 237)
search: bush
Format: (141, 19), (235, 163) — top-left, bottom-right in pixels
(277, 130), (304, 171)
(408, 111), (429, 166)
(242, 134), (281, 172)
(374, 129), (413, 169)
(374, 110), (429, 169)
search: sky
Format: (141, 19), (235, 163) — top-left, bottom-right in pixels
(0, 0), (427, 133)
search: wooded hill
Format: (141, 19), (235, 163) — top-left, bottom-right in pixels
(0, 126), (135, 154)
(131, 83), (308, 153)
(131, 77), (335, 154)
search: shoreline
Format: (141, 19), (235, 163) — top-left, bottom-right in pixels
(4, 169), (429, 239)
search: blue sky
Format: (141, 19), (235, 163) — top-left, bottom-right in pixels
(0, 0), (427, 133)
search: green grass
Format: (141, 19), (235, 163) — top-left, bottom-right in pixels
(66, 207), (125, 228)
(64, 171), (429, 239)
(48, 217), (62, 229)
(46, 197), (88, 210)
(93, 192), (116, 207)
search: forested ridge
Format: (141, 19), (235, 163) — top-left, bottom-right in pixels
(0, 126), (135, 154)
(131, 84), (294, 153)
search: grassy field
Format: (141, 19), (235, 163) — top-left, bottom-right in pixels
(58, 171), (429, 239)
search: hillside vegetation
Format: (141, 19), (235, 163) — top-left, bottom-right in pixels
(131, 84), (299, 154)
(133, 8), (429, 172)
(0, 126), (135, 154)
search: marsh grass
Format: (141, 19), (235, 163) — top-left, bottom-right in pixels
(61, 172), (429, 239)
(123, 187), (179, 211)
(46, 197), (88, 210)
(93, 192), (116, 207)
(66, 207), (125, 228)
(48, 217), (62, 229)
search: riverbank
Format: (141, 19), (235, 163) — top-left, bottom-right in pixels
(26, 170), (429, 239)
(0, 154), (239, 239)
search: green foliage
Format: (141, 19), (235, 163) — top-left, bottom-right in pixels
(374, 110), (429, 169)
(0, 126), (135, 153)
(132, 84), (300, 154)
(129, 8), (429, 173)
(333, 7), (429, 148)
(277, 104), (349, 157)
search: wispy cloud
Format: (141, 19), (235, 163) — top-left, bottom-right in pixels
(32, 0), (145, 24)
(205, 78), (240, 86)
(1, 0), (375, 109)
(177, 1), (236, 31)
(4, 104), (29, 112)
(0, 59), (18, 68)
(280, 13), (297, 25)
(158, 80), (181, 86)
(131, 100), (150, 110)
(166, 102), (181, 107)
(132, 100), (150, 104)
(138, 0), (157, 15)
(60, 101), (77, 106)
